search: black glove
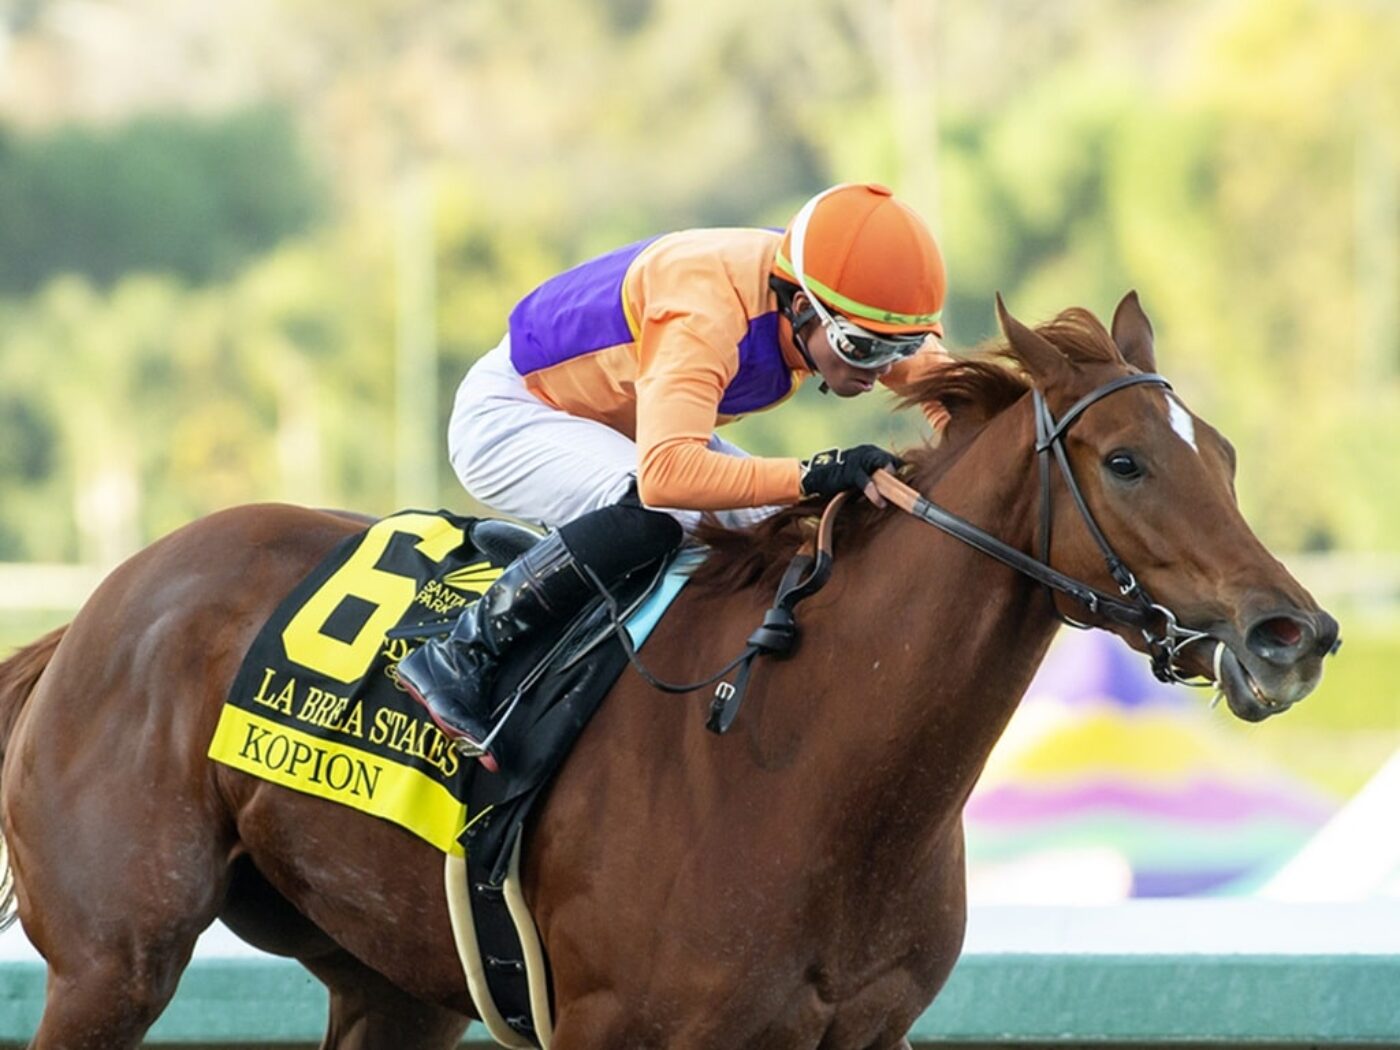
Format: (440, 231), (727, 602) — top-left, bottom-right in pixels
(799, 445), (903, 500)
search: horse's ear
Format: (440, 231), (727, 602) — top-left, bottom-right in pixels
(1111, 290), (1156, 373)
(995, 293), (1072, 388)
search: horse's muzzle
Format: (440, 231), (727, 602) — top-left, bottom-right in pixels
(1218, 607), (1340, 722)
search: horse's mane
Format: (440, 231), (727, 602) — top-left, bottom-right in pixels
(691, 307), (1121, 592)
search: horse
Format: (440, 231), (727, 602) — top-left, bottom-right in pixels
(0, 293), (1338, 1050)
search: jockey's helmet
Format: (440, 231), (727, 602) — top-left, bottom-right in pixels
(773, 183), (946, 340)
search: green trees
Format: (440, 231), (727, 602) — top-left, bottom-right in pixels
(0, 107), (320, 293)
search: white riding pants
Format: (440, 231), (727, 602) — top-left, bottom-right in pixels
(447, 338), (777, 533)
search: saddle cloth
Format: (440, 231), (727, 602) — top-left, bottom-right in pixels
(208, 509), (696, 1048)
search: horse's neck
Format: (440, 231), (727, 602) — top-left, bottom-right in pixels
(824, 403), (1059, 839)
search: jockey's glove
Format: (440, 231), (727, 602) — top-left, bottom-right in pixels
(799, 445), (904, 500)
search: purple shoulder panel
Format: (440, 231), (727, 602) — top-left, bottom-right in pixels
(508, 236), (661, 375)
(718, 312), (795, 416)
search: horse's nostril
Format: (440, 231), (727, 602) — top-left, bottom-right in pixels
(1262, 618), (1303, 648)
(1246, 615), (1312, 664)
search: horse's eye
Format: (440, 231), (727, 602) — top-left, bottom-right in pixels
(1105, 451), (1143, 480)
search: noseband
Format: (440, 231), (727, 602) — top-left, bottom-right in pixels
(876, 372), (1212, 685)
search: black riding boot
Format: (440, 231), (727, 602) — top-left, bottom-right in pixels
(400, 493), (684, 771)
(398, 530), (594, 760)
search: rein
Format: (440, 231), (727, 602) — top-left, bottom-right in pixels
(873, 371), (1214, 686)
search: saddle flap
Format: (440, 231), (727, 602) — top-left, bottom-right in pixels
(472, 561), (672, 800)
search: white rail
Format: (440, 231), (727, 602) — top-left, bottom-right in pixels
(0, 563), (108, 611)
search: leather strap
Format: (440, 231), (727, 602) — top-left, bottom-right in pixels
(705, 492), (848, 733)
(870, 471), (1152, 630)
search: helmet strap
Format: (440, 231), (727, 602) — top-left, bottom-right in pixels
(792, 320), (830, 395)
(788, 299), (832, 395)
(770, 275), (823, 378)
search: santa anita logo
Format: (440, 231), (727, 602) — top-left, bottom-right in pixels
(411, 563), (501, 616)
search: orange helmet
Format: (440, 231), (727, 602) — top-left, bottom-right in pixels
(774, 182), (946, 338)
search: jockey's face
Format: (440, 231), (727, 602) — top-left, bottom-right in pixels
(793, 293), (895, 397)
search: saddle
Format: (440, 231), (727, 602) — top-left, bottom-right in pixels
(393, 518), (675, 793)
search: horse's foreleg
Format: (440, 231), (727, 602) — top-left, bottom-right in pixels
(303, 947), (469, 1050)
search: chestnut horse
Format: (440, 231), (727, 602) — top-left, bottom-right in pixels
(0, 295), (1337, 1049)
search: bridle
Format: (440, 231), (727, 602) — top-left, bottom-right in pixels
(874, 371), (1215, 685)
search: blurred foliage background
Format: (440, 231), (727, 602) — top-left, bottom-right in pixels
(0, 0), (1395, 793)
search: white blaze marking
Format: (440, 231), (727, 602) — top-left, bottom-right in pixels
(1165, 393), (1198, 453)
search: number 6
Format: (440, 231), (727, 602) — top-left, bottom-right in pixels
(282, 514), (465, 684)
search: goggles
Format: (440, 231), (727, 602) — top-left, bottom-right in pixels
(784, 187), (936, 371)
(817, 312), (927, 370)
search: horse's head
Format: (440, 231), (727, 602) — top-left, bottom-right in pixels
(988, 292), (1338, 721)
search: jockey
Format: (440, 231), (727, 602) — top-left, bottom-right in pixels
(399, 182), (952, 770)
